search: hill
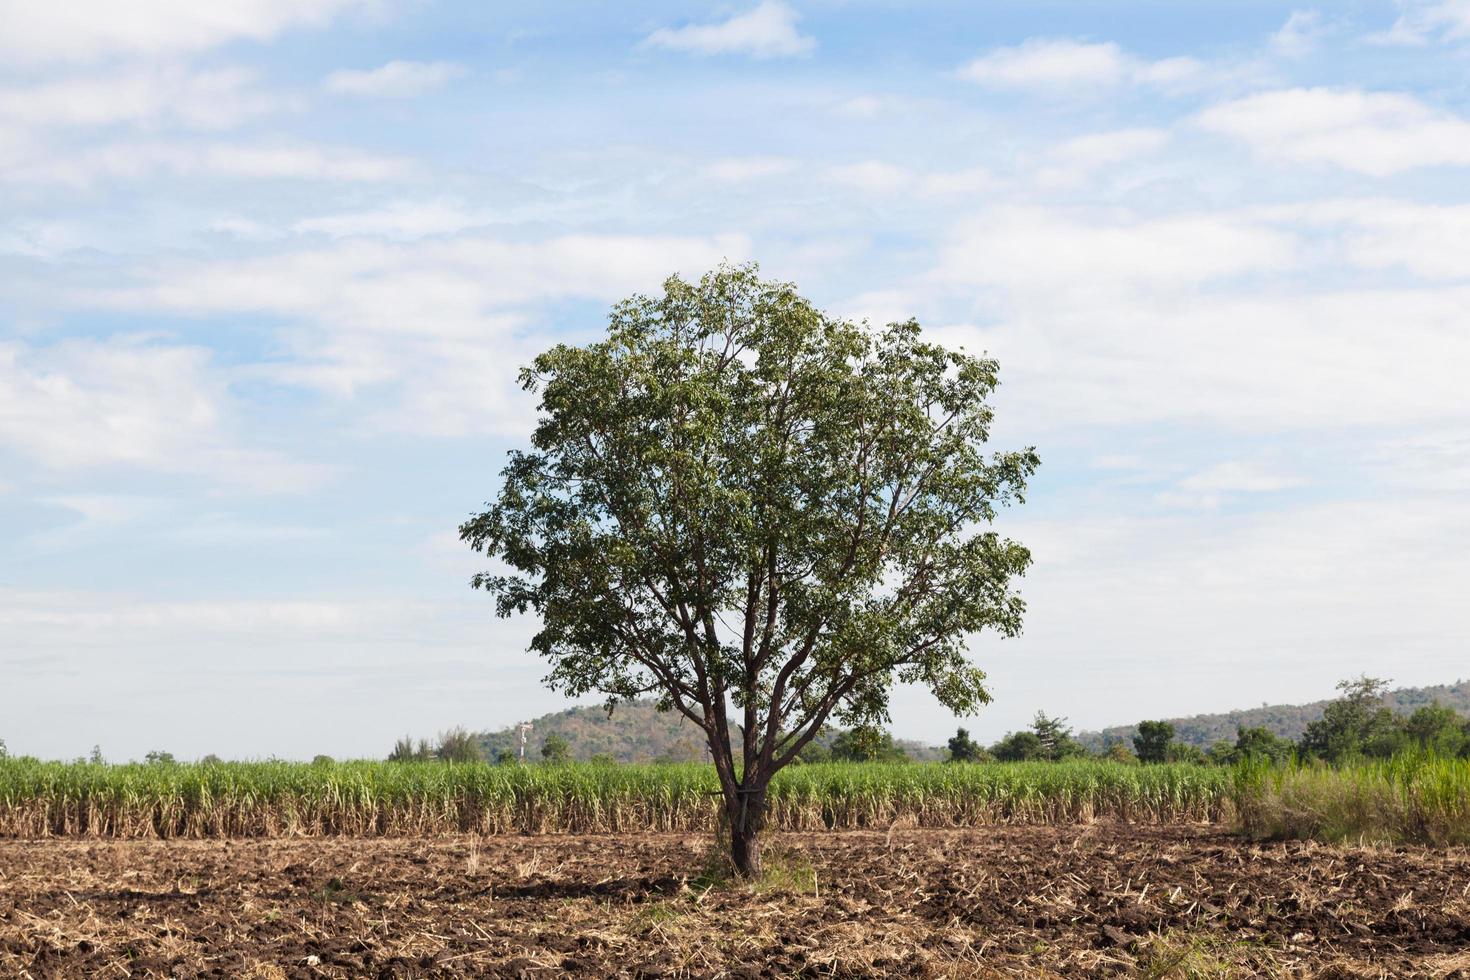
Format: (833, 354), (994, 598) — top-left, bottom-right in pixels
(475, 701), (946, 763)
(473, 680), (1470, 763)
(1077, 679), (1470, 751)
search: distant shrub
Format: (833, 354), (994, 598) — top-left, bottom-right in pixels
(436, 727), (483, 764)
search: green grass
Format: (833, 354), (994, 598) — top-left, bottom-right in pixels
(0, 758), (1232, 838)
(1232, 751), (1470, 846)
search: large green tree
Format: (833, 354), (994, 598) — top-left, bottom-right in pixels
(461, 264), (1038, 875)
(1133, 720), (1175, 764)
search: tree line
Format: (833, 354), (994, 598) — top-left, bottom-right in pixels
(941, 676), (1470, 766)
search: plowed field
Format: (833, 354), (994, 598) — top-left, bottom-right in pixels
(3, 826), (1468, 977)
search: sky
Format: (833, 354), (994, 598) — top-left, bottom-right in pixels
(3, 0), (1468, 761)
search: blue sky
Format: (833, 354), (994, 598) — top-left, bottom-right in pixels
(3, 0), (1468, 760)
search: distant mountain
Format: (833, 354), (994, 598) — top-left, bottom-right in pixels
(475, 700), (946, 763)
(1077, 679), (1470, 751)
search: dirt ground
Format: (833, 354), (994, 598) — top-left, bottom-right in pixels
(1, 825), (1468, 978)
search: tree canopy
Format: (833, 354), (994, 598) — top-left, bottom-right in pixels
(461, 263), (1038, 874)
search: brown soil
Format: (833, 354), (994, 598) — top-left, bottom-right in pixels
(1, 825), (1467, 978)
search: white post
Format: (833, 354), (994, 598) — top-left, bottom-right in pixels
(517, 721), (533, 764)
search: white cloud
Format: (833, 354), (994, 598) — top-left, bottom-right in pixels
(927, 204), (1470, 435)
(1037, 128), (1170, 187)
(955, 38), (1204, 93)
(1197, 87), (1470, 175)
(1270, 10), (1328, 56)
(0, 66), (282, 130)
(0, 0), (372, 65)
(826, 160), (910, 193)
(916, 167), (995, 196)
(832, 95), (885, 118)
(1274, 198), (1470, 280)
(1373, 0), (1470, 44)
(824, 161), (994, 196)
(1158, 461), (1306, 508)
(1177, 462), (1305, 494)
(94, 232), (750, 435)
(933, 206), (1296, 298)
(701, 156), (796, 182)
(324, 60), (466, 98)
(293, 201), (486, 239)
(0, 338), (322, 490)
(644, 1), (815, 58)
(1, 140), (410, 186)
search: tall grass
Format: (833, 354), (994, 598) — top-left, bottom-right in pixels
(1233, 751), (1470, 846)
(8, 755), (1464, 843)
(0, 758), (1232, 839)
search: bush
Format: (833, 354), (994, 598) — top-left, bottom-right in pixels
(541, 734), (571, 764)
(436, 727), (484, 764)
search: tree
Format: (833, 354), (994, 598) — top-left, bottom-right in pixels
(1133, 721), (1174, 764)
(1300, 675), (1399, 762)
(1403, 703), (1469, 757)
(541, 733), (571, 763)
(947, 727), (984, 762)
(1164, 741), (1206, 764)
(143, 750), (176, 765)
(830, 726), (908, 762)
(1030, 711), (1083, 760)
(1233, 725), (1294, 764)
(435, 727), (483, 763)
(462, 264), (1038, 876)
(991, 730), (1046, 761)
(389, 735), (434, 762)
(1101, 741), (1137, 764)
(1206, 741), (1237, 765)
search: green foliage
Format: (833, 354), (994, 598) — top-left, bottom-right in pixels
(1299, 675), (1402, 762)
(990, 712), (1085, 762)
(460, 263), (1037, 872)
(793, 738), (832, 764)
(434, 727), (483, 764)
(1133, 721), (1175, 764)
(1238, 725), (1295, 762)
(1101, 742), (1137, 764)
(829, 726), (908, 763)
(991, 730), (1045, 762)
(388, 736), (433, 762)
(1164, 742), (1206, 765)
(143, 750), (177, 766)
(541, 734), (571, 764)
(1030, 712), (1085, 760)
(946, 727), (985, 763)
(1403, 703), (1470, 757)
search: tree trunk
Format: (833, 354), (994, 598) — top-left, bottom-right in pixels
(726, 783), (768, 878)
(730, 820), (763, 878)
